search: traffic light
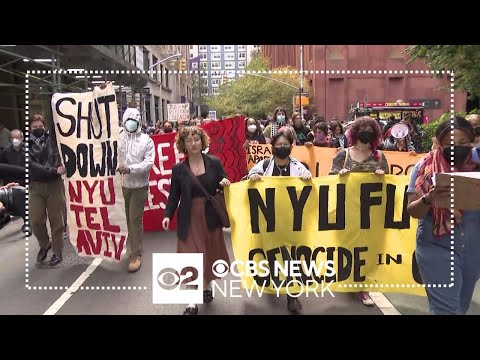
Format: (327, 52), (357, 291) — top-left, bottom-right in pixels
(180, 59), (186, 71)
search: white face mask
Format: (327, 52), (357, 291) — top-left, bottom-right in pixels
(247, 124), (257, 133)
(12, 138), (22, 147)
(125, 119), (139, 133)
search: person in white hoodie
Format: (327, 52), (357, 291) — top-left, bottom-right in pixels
(118, 107), (155, 273)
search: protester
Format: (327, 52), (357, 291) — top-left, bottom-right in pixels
(244, 117), (266, 150)
(0, 129), (25, 186)
(264, 108), (297, 144)
(247, 129), (312, 313)
(28, 114), (66, 266)
(465, 114), (480, 146)
(407, 117), (480, 315)
(305, 122), (332, 147)
(118, 107), (155, 273)
(162, 126), (231, 315)
(330, 120), (348, 148)
(329, 116), (388, 306)
(291, 112), (309, 145)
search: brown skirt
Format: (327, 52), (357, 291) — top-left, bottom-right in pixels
(177, 197), (230, 284)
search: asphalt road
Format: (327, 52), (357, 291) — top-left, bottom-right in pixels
(1, 217), (478, 315)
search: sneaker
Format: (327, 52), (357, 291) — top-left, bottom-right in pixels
(358, 291), (375, 306)
(49, 253), (63, 267)
(183, 306), (198, 315)
(287, 295), (303, 313)
(36, 243), (52, 263)
(128, 256), (141, 273)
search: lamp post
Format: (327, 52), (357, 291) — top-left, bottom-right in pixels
(148, 53), (182, 70)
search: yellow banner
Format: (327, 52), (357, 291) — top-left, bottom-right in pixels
(246, 144), (425, 177)
(225, 173), (426, 296)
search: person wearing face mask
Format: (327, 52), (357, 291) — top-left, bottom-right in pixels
(407, 117), (480, 315)
(329, 116), (389, 307)
(118, 107), (155, 273)
(0, 129), (26, 186)
(263, 108), (297, 145)
(465, 114), (480, 146)
(247, 129), (312, 313)
(28, 114), (66, 267)
(244, 118), (266, 150)
(305, 122), (332, 147)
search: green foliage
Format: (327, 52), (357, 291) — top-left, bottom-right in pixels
(419, 109), (479, 151)
(206, 54), (311, 119)
(405, 45), (480, 97)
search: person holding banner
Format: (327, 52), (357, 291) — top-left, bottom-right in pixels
(407, 117), (480, 315)
(247, 129), (312, 313)
(162, 126), (231, 316)
(118, 107), (155, 273)
(329, 116), (389, 306)
(28, 114), (66, 266)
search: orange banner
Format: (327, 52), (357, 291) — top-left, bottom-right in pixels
(246, 144), (425, 177)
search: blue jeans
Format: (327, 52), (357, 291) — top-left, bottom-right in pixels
(416, 211), (480, 315)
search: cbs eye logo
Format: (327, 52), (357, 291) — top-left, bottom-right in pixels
(211, 260), (230, 278)
(157, 266), (199, 290)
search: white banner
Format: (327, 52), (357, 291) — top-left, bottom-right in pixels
(167, 103), (190, 122)
(51, 84), (128, 261)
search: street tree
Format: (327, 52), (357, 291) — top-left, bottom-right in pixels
(207, 54), (311, 119)
(405, 45), (480, 97)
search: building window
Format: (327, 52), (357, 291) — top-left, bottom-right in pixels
(211, 71), (221, 78)
(212, 79), (220, 85)
(189, 45), (194, 50)
(210, 45), (221, 52)
(211, 62), (221, 69)
(165, 69), (169, 88)
(199, 45), (207, 52)
(201, 72), (208, 78)
(226, 70), (236, 78)
(238, 45), (246, 51)
(224, 61), (235, 69)
(203, 79), (208, 86)
(201, 89), (209, 96)
(152, 55), (158, 79)
(161, 99), (166, 121)
(212, 53), (221, 61)
(225, 53), (235, 61)
(200, 62), (208, 69)
(160, 64), (164, 84)
(224, 45), (234, 52)
(154, 96), (160, 124)
(238, 52), (246, 59)
(200, 53), (207, 60)
(212, 88), (219, 94)
(238, 61), (246, 69)
(190, 53), (194, 58)
(143, 48), (150, 71)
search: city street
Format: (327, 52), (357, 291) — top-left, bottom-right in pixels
(3, 218), (478, 315)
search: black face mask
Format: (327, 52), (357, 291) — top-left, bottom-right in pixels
(32, 128), (46, 138)
(163, 128), (173, 133)
(358, 131), (374, 144)
(274, 146), (291, 159)
(443, 145), (472, 166)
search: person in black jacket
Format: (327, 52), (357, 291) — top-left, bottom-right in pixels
(28, 114), (66, 267)
(0, 129), (25, 186)
(162, 126), (231, 315)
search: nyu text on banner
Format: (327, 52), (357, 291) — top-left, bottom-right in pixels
(51, 84), (127, 261)
(225, 173), (426, 296)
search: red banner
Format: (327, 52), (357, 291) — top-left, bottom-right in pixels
(143, 117), (247, 231)
(201, 116), (247, 183)
(143, 132), (185, 231)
